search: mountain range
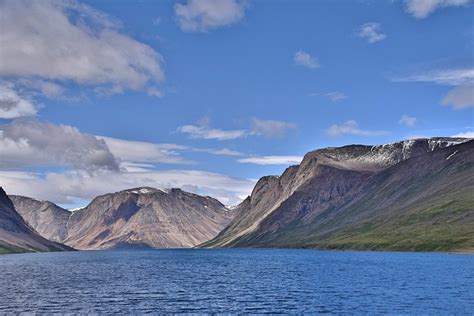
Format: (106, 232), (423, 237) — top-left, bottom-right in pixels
(203, 137), (474, 252)
(1, 137), (472, 254)
(10, 187), (233, 250)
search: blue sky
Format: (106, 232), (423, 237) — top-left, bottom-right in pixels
(0, 0), (473, 207)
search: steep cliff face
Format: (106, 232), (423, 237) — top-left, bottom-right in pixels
(12, 187), (234, 250)
(9, 196), (70, 243)
(0, 188), (71, 254)
(203, 138), (473, 251)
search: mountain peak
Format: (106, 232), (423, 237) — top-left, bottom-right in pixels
(302, 137), (471, 172)
(122, 187), (170, 195)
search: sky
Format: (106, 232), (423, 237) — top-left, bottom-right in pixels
(0, 0), (473, 208)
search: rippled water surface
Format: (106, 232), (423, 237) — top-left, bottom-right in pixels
(0, 249), (472, 313)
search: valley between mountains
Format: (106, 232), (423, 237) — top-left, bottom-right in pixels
(1, 137), (473, 254)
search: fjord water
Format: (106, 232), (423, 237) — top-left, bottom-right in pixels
(0, 249), (472, 313)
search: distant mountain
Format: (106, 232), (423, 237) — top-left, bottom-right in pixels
(0, 187), (71, 254)
(203, 138), (474, 252)
(9, 195), (70, 243)
(12, 187), (234, 250)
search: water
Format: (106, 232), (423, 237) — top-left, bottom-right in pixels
(0, 249), (472, 314)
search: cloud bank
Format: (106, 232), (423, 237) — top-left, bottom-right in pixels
(0, 169), (255, 206)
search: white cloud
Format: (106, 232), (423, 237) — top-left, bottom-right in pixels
(0, 0), (164, 94)
(356, 22), (386, 43)
(394, 68), (474, 110)
(178, 117), (297, 140)
(174, 0), (247, 32)
(325, 92), (348, 102)
(99, 136), (192, 165)
(399, 115), (417, 127)
(441, 85), (474, 109)
(294, 51), (320, 69)
(0, 119), (260, 204)
(395, 68), (474, 86)
(238, 155), (303, 165)
(146, 87), (164, 98)
(0, 85), (38, 118)
(250, 118), (296, 138)
(404, 0), (470, 19)
(119, 162), (158, 172)
(0, 120), (119, 171)
(0, 119), (253, 174)
(205, 148), (244, 156)
(452, 131), (474, 138)
(327, 120), (389, 137)
(0, 169), (255, 206)
(178, 124), (247, 140)
(15, 79), (64, 98)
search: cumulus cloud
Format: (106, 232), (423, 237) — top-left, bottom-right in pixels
(0, 169), (255, 206)
(0, 85), (38, 119)
(326, 120), (388, 137)
(174, 0), (247, 32)
(238, 155), (302, 165)
(250, 118), (297, 138)
(294, 51), (320, 69)
(356, 22), (386, 43)
(0, 119), (259, 204)
(0, 119), (253, 174)
(441, 85), (474, 109)
(0, 0), (164, 94)
(399, 115), (417, 127)
(0, 120), (119, 171)
(404, 0), (470, 19)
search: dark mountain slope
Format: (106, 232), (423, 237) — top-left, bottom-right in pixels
(0, 188), (72, 254)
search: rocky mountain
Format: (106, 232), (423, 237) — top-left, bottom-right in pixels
(12, 187), (234, 250)
(0, 187), (71, 254)
(203, 138), (474, 252)
(9, 195), (70, 243)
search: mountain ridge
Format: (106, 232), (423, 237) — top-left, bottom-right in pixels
(11, 186), (234, 250)
(6, 137), (473, 253)
(202, 137), (473, 251)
